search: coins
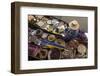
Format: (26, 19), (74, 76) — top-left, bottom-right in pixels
(77, 44), (87, 55)
(69, 20), (80, 30)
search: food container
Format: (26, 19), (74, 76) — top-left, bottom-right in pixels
(48, 48), (61, 60)
(48, 35), (56, 41)
(77, 44), (87, 56)
(38, 49), (48, 59)
(28, 44), (41, 57)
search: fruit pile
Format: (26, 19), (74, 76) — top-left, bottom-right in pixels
(28, 15), (88, 60)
